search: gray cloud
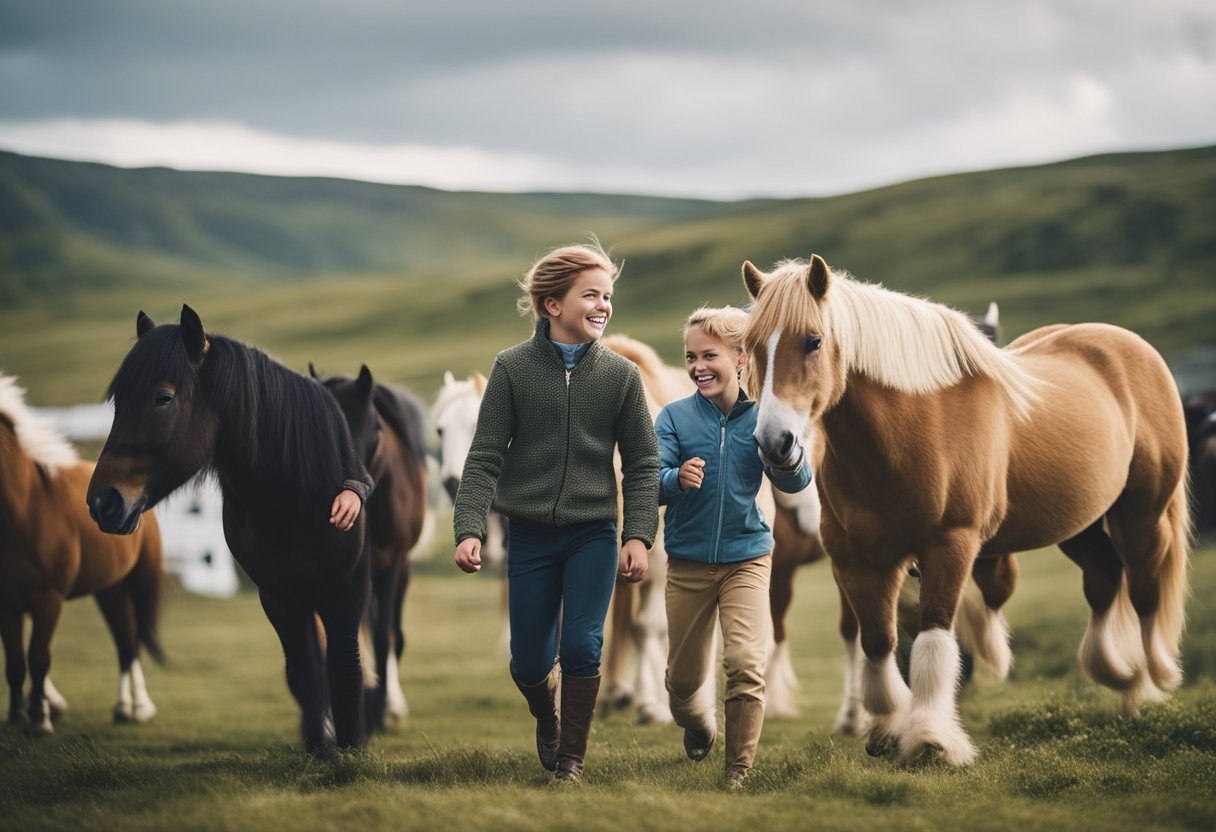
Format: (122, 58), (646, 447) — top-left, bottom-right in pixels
(1, 0), (1213, 196)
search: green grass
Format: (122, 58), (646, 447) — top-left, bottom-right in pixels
(2, 535), (1215, 831)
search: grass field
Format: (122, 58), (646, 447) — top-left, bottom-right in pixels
(2, 530), (1214, 832)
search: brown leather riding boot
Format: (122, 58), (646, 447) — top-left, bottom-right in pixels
(554, 674), (601, 783)
(724, 696), (765, 788)
(513, 667), (560, 772)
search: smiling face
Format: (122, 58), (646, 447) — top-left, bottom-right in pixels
(543, 267), (613, 343)
(685, 325), (746, 412)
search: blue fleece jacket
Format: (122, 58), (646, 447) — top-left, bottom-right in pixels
(655, 390), (812, 564)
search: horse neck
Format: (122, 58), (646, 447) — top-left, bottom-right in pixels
(0, 426), (38, 524)
(819, 374), (916, 473)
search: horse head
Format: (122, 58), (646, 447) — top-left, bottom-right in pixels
(88, 305), (219, 534)
(433, 370), (486, 503)
(313, 363), (382, 479)
(742, 253), (843, 471)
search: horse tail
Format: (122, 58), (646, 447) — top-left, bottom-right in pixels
(1146, 473), (1191, 693)
(129, 510), (167, 665)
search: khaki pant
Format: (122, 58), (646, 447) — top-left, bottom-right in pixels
(665, 555), (771, 764)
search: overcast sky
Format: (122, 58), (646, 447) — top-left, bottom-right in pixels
(1, 0), (1213, 199)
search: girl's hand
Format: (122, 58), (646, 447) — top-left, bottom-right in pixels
(619, 539), (648, 583)
(330, 489), (361, 531)
(678, 457), (705, 490)
(455, 537), (482, 573)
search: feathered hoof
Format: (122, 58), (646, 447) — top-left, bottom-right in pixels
(865, 727), (898, 757)
(896, 729), (977, 767)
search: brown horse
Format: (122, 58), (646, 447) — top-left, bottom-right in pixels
(764, 304), (1017, 729)
(742, 254), (1190, 765)
(88, 307), (373, 752)
(311, 364), (430, 731)
(0, 374), (164, 734)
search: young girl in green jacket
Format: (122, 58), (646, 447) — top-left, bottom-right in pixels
(453, 242), (660, 783)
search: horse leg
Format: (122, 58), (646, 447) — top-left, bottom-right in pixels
(1106, 478), (1189, 701)
(26, 595), (63, 734)
(1, 609), (25, 724)
(960, 554), (1018, 679)
(259, 589), (332, 753)
(1058, 520), (1149, 714)
(320, 563), (370, 750)
(385, 560), (410, 722)
(830, 575), (870, 736)
(364, 566), (392, 733)
(765, 548), (800, 719)
(831, 559), (909, 757)
(600, 580), (636, 715)
(632, 570), (674, 725)
(898, 529), (979, 766)
(95, 584), (156, 723)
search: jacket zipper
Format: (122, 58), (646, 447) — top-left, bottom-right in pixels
(710, 418), (727, 563)
(553, 365), (574, 524)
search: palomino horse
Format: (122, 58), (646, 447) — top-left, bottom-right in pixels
(88, 307), (373, 752)
(311, 363), (430, 731)
(599, 334), (693, 725)
(764, 303), (1017, 729)
(1, 374), (164, 733)
(743, 254), (1190, 765)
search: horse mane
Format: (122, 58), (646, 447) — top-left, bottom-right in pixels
(373, 384), (428, 467)
(750, 261), (1040, 418)
(601, 334), (692, 414)
(0, 374), (78, 475)
(109, 327), (362, 508)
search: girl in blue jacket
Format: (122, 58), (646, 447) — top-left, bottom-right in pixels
(655, 305), (811, 788)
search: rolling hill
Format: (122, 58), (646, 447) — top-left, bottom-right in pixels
(0, 146), (1213, 405)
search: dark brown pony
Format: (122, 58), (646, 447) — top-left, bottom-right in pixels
(311, 363), (429, 732)
(87, 307), (372, 752)
(1, 374), (164, 733)
(743, 254), (1190, 766)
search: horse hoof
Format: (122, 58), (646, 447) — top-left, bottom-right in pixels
(30, 718), (54, 736)
(865, 733), (896, 757)
(113, 704), (135, 723)
(131, 701), (157, 723)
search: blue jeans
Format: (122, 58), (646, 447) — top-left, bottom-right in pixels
(507, 517), (618, 685)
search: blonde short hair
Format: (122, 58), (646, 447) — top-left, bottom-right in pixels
(516, 241), (619, 320)
(684, 305), (749, 353)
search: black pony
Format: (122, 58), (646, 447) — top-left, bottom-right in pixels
(87, 306), (372, 752)
(310, 363), (429, 732)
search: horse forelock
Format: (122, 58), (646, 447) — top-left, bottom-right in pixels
(747, 262), (1039, 419)
(433, 376), (480, 425)
(0, 374), (78, 475)
(107, 325), (199, 408)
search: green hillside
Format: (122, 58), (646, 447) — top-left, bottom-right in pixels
(0, 146), (1213, 405)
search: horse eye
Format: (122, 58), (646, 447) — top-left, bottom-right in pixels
(805, 336), (822, 354)
(154, 391), (174, 407)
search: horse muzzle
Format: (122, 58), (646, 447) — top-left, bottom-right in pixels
(88, 486), (146, 535)
(756, 428), (803, 472)
(443, 476), (460, 504)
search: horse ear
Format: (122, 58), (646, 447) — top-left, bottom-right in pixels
(742, 261), (765, 299)
(357, 364), (374, 399)
(985, 301), (1000, 328)
(308, 362), (320, 380)
(180, 304), (208, 361)
(471, 372), (488, 396)
(137, 311), (156, 338)
(443, 370), (455, 386)
(807, 254), (830, 300)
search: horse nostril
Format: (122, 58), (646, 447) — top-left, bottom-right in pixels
(93, 487), (126, 528)
(778, 431), (795, 458)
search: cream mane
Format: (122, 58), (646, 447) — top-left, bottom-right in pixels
(0, 374), (79, 475)
(601, 334), (693, 417)
(750, 261), (1040, 418)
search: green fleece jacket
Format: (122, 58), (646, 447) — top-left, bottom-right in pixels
(453, 320), (660, 547)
